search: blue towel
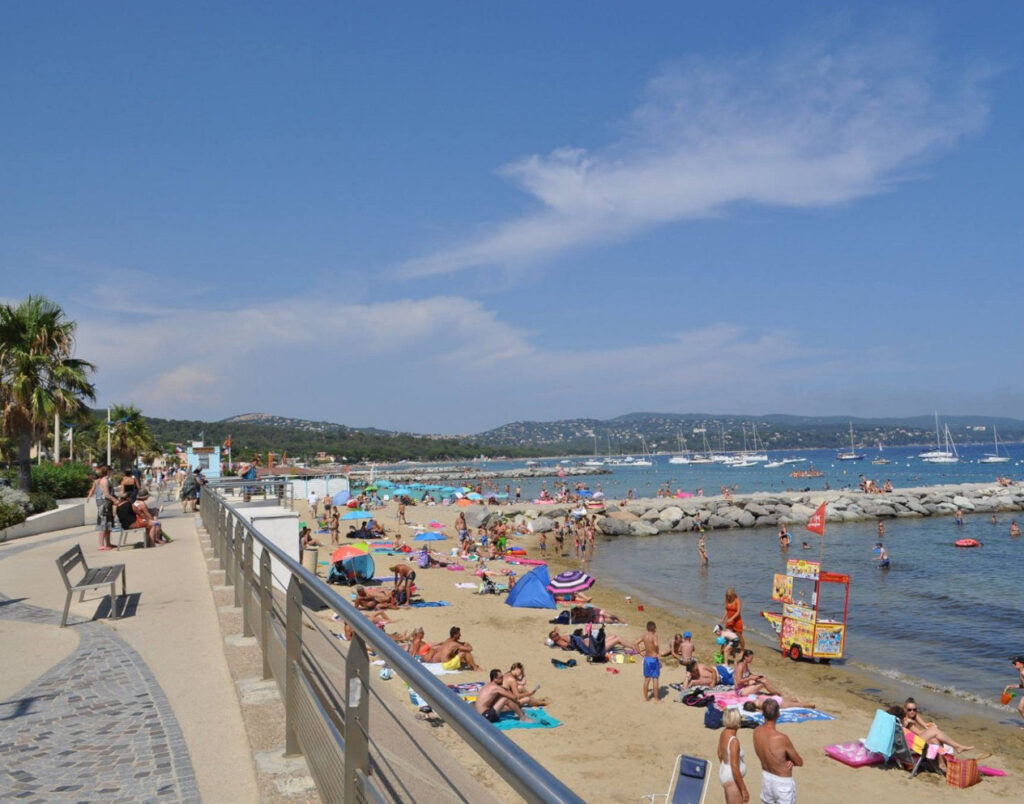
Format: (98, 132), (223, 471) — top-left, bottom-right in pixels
(741, 707), (836, 725)
(410, 600), (450, 608)
(863, 710), (897, 759)
(492, 707), (561, 730)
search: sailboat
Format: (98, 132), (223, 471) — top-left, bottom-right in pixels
(922, 424), (959, 464)
(582, 434), (605, 467)
(979, 426), (1010, 464)
(628, 436), (654, 467)
(668, 431), (696, 464)
(836, 422), (865, 461)
(871, 440), (891, 465)
(918, 412), (954, 460)
(686, 429), (715, 464)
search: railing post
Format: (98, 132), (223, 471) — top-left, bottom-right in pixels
(285, 574), (302, 757)
(344, 629), (371, 802)
(217, 506), (227, 570)
(242, 532), (254, 637)
(233, 520), (243, 609)
(259, 548), (272, 680)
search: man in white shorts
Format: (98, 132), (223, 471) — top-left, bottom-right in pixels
(753, 698), (802, 803)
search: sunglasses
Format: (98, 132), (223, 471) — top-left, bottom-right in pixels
(905, 707), (918, 713)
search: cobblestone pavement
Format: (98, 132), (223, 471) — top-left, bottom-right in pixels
(0, 534), (199, 802)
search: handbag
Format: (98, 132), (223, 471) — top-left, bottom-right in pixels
(945, 756), (980, 788)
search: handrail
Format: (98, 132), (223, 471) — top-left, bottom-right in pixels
(200, 481), (581, 804)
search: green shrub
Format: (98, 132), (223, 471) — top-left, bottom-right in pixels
(30, 462), (94, 499)
(27, 491), (57, 515)
(0, 487), (30, 531)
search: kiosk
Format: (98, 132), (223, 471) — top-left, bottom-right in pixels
(761, 558), (850, 662)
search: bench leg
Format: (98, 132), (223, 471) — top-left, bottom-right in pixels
(61, 592), (73, 628)
(110, 581), (118, 619)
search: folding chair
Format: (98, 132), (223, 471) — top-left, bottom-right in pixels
(643, 754), (711, 804)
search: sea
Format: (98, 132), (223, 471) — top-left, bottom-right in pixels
(388, 443), (1023, 722)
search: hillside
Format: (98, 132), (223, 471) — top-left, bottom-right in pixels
(143, 410), (1024, 462)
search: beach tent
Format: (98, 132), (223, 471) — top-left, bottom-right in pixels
(505, 565), (556, 610)
(328, 553), (376, 585)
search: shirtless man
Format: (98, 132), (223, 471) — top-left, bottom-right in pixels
(547, 627), (628, 653)
(734, 650), (783, 697)
(425, 626), (481, 671)
(682, 660), (734, 690)
(474, 669), (529, 722)
(753, 698), (803, 804)
(353, 586), (394, 611)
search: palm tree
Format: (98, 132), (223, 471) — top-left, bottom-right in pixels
(108, 403), (155, 469)
(0, 296), (96, 491)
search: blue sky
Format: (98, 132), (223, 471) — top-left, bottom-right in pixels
(2, 3), (1022, 433)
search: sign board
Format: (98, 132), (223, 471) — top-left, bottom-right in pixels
(786, 558), (820, 580)
(814, 624), (845, 658)
(186, 444), (222, 478)
(772, 574), (793, 604)
(783, 603), (816, 623)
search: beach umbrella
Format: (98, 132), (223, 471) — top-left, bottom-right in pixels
(455, 498), (473, 507)
(414, 531), (447, 541)
(467, 492), (484, 501)
(376, 479), (394, 488)
(428, 521), (443, 528)
(331, 544), (369, 563)
(362, 484), (378, 492)
(409, 482), (426, 489)
(546, 570), (596, 595)
(341, 510), (369, 520)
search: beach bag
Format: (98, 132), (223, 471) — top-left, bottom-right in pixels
(683, 690), (714, 707)
(703, 705), (724, 729)
(946, 757), (980, 789)
(550, 610), (571, 625)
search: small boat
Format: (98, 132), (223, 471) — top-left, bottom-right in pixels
(836, 422), (865, 461)
(919, 412), (954, 460)
(954, 538), (982, 548)
(979, 426), (1011, 464)
(871, 458), (891, 465)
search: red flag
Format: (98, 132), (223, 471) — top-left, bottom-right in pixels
(223, 435), (232, 450)
(806, 502), (827, 535)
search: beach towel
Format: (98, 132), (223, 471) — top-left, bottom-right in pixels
(455, 583), (478, 589)
(411, 600), (450, 608)
(492, 707), (561, 731)
(447, 681), (486, 701)
(421, 662), (461, 676)
(741, 708), (836, 725)
(863, 709), (898, 759)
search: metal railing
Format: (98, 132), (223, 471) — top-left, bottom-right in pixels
(200, 479), (581, 804)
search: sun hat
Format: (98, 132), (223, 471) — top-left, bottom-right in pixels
(683, 631), (692, 638)
(137, 488), (150, 500)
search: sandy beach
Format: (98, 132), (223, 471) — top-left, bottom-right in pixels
(309, 497), (1022, 802)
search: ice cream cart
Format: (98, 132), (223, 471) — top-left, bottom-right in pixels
(761, 558), (850, 662)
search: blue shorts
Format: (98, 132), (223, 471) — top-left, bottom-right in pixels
(715, 665), (734, 685)
(643, 656), (661, 679)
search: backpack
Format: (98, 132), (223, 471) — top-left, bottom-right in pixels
(549, 610), (571, 625)
(704, 705), (724, 729)
(683, 690), (715, 707)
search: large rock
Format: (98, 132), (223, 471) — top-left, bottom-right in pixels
(736, 511), (757, 528)
(936, 502), (958, 513)
(597, 518), (631, 536)
(904, 498), (930, 515)
(531, 516), (555, 533)
(862, 504), (897, 518)
(659, 506), (684, 522)
(745, 503), (772, 517)
(952, 495), (976, 511)
(754, 514), (778, 527)
(708, 514), (738, 529)
(672, 516), (696, 532)
(641, 508), (662, 521)
(653, 520), (673, 532)
(789, 503), (816, 519)
(465, 506), (491, 528)
(629, 520), (660, 536)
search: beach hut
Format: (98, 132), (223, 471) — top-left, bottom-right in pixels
(505, 565), (556, 610)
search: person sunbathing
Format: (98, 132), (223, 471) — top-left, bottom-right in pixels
(682, 660), (735, 690)
(503, 662), (549, 707)
(547, 627), (628, 653)
(475, 669), (529, 722)
(425, 626), (481, 671)
(741, 693), (815, 711)
(734, 651), (784, 696)
(354, 586), (395, 611)
(569, 606), (624, 624)
(901, 699), (973, 753)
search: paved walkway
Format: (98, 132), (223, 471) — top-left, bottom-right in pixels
(0, 503), (258, 802)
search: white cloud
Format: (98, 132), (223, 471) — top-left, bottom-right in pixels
(400, 33), (990, 278)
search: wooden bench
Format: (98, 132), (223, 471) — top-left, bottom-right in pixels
(56, 544), (127, 627)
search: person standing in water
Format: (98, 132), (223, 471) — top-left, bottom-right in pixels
(874, 543), (890, 569)
(698, 531), (709, 567)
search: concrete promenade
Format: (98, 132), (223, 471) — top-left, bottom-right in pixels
(0, 502), (259, 802)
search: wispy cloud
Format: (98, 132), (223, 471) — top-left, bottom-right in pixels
(400, 33), (991, 278)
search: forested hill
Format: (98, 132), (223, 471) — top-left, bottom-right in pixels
(143, 411), (1024, 462)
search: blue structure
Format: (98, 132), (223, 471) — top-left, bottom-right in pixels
(186, 444), (222, 479)
(505, 565), (556, 609)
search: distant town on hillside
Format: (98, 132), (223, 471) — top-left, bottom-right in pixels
(142, 411), (1024, 464)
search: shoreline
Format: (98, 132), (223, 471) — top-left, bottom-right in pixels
(309, 489), (1022, 802)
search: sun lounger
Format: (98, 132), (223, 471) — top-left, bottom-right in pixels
(643, 754), (711, 804)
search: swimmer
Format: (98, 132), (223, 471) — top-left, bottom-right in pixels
(1010, 520), (1021, 538)
(877, 520), (885, 539)
(874, 543), (890, 569)
(800, 541), (811, 550)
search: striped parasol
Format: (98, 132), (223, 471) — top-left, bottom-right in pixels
(546, 570), (596, 595)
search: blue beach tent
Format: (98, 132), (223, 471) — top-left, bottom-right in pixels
(505, 565), (556, 609)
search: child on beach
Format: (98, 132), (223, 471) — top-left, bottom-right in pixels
(537, 530), (547, 556)
(634, 621), (662, 703)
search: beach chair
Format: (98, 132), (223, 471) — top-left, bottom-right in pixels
(643, 754), (711, 804)
(900, 727), (951, 777)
